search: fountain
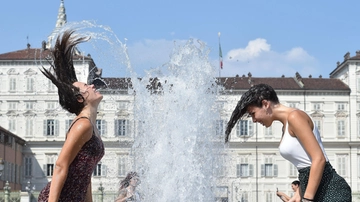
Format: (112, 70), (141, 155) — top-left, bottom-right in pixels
(53, 21), (226, 201)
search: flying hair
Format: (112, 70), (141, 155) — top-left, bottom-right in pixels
(225, 83), (279, 142)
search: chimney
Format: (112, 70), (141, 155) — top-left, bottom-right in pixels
(336, 61), (340, 67)
(27, 43), (31, 49)
(309, 75), (312, 78)
(319, 75), (322, 78)
(356, 50), (360, 56)
(344, 52), (350, 60)
(42, 41), (46, 50)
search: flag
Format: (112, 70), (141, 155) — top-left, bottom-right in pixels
(219, 42), (223, 69)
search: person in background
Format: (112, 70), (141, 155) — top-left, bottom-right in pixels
(277, 180), (300, 202)
(115, 171), (141, 202)
(38, 30), (104, 202)
(225, 83), (351, 202)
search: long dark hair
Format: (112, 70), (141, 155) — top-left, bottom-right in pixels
(41, 30), (89, 115)
(119, 171), (139, 190)
(225, 83), (279, 142)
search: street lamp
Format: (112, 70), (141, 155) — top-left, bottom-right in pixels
(0, 158), (4, 177)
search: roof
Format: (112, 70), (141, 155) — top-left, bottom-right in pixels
(99, 75), (350, 92)
(0, 48), (91, 61)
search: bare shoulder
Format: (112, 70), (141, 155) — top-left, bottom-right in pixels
(67, 118), (93, 142)
(287, 109), (310, 124)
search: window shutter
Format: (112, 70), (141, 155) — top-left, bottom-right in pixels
(236, 164), (240, 177)
(43, 164), (47, 177)
(43, 120), (47, 136)
(261, 164), (265, 177)
(249, 164), (254, 177)
(115, 120), (119, 136)
(273, 164), (278, 176)
(126, 120), (130, 136)
(55, 120), (59, 136)
(101, 164), (107, 176)
(103, 120), (107, 137)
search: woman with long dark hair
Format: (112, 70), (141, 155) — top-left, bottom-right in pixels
(225, 83), (351, 202)
(38, 30), (104, 202)
(115, 172), (141, 202)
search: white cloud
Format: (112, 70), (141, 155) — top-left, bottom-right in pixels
(102, 37), (321, 79)
(227, 38), (271, 62)
(220, 38), (320, 78)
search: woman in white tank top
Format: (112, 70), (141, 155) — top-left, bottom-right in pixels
(225, 83), (351, 202)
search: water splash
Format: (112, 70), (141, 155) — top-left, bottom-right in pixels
(52, 21), (226, 201)
(131, 39), (224, 201)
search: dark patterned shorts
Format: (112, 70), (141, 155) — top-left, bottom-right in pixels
(298, 162), (352, 202)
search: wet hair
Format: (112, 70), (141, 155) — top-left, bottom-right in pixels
(119, 171), (139, 190)
(41, 30), (89, 115)
(292, 180), (300, 186)
(225, 83), (279, 142)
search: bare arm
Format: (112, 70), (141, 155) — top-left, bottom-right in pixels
(288, 111), (326, 200)
(276, 191), (290, 201)
(85, 181), (93, 202)
(288, 188), (301, 202)
(114, 188), (133, 202)
(48, 119), (93, 202)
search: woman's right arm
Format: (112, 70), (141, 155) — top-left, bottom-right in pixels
(115, 188), (132, 202)
(48, 119), (93, 202)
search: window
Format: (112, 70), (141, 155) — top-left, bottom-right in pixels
(239, 192), (249, 202)
(215, 120), (224, 136)
(9, 78), (16, 91)
(266, 192), (273, 202)
(118, 156), (127, 176)
(313, 103), (321, 111)
(47, 102), (57, 110)
(25, 157), (32, 177)
(117, 101), (128, 109)
(8, 101), (17, 110)
(314, 119), (322, 136)
(65, 119), (73, 132)
(43, 119), (59, 136)
(9, 119), (16, 132)
(337, 103), (346, 111)
(261, 156), (277, 177)
(93, 163), (107, 177)
(96, 120), (107, 136)
(26, 77), (34, 92)
(289, 163), (297, 177)
(237, 156), (253, 177)
(264, 126), (272, 137)
(288, 102), (297, 108)
(236, 120), (253, 137)
(25, 102), (35, 110)
(215, 156), (225, 176)
(337, 154), (347, 177)
(48, 80), (56, 92)
(44, 155), (57, 177)
(337, 120), (345, 137)
(26, 119), (34, 137)
(115, 119), (129, 136)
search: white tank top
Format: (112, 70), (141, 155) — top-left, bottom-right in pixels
(278, 114), (328, 170)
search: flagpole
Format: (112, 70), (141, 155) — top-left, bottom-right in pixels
(218, 32), (221, 78)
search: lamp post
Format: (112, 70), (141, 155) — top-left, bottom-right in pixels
(98, 182), (104, 202)
(0, 158), (4, 177)
(25, 180), (35, 201)
(4, 181), (11, 202)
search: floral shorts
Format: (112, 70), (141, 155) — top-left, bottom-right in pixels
(298, 162), (352, 202)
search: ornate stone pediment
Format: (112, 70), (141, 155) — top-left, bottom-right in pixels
(335, 111), (348, 118)
(116, 110), (129, 117)
(24, 68), (37, 76)
(6, 110), (18, 116)
(45, 110), (58, 117)
(311, 111), (324, 118)
(23, 110), (36, 116)
(7, 68), (19, 75)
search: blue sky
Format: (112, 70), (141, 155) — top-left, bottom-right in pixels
(1, 0), (360, 78)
